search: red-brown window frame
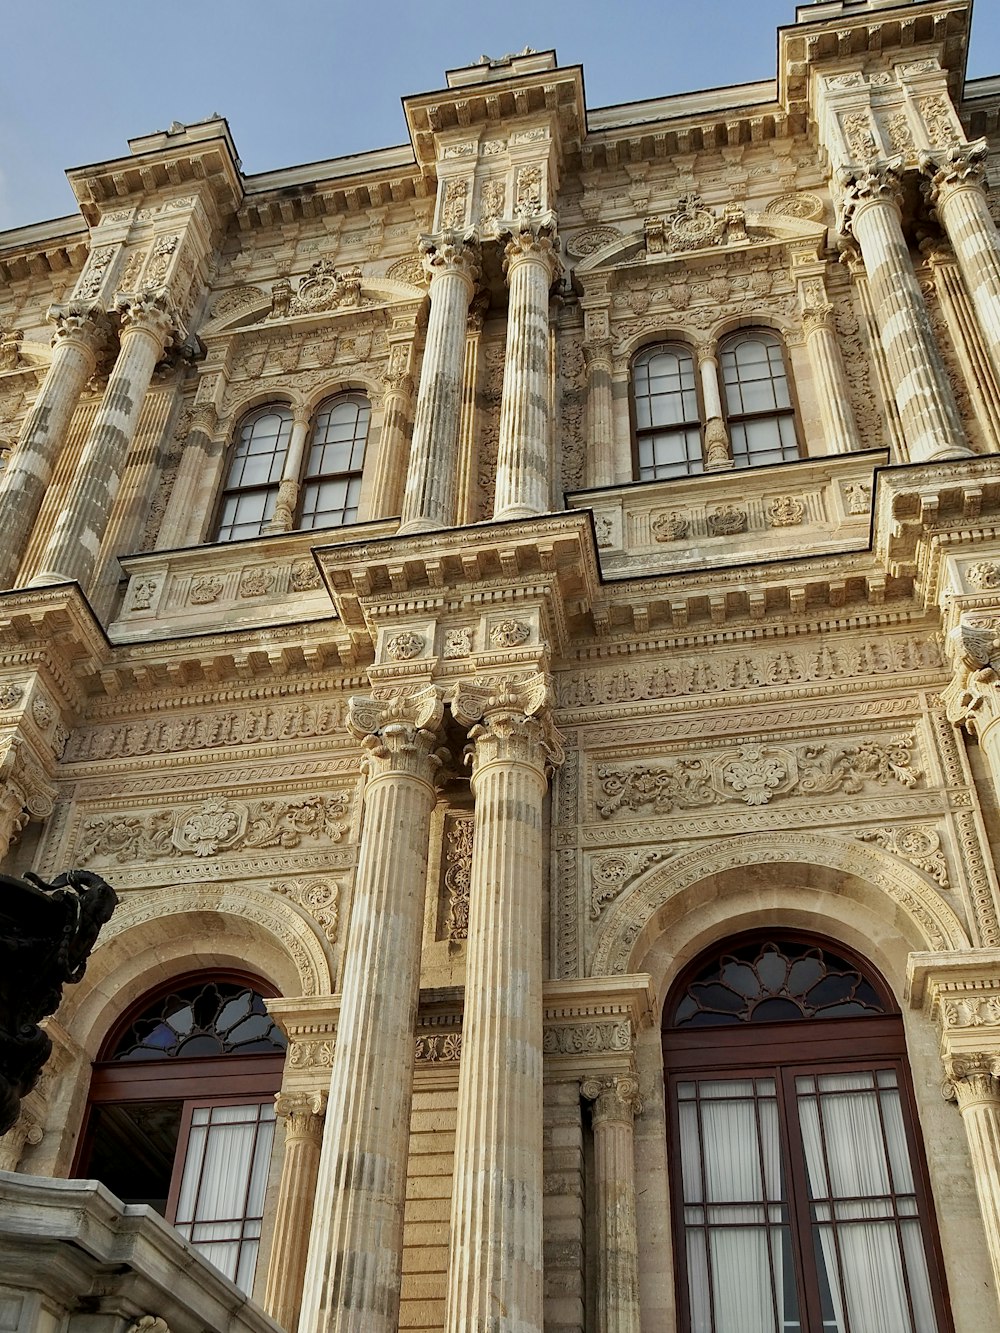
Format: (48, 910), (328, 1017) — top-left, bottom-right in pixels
(662, 937), (954, 1333)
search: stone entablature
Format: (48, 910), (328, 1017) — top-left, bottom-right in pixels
(568, 449), (881, 576)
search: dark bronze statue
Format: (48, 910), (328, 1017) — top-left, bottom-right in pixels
(0, 868), (117, 1136)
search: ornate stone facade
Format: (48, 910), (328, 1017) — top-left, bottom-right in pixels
(2, 6), (1000, 1332)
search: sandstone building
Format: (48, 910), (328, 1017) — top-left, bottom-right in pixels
(3, 0), (1000, 1329)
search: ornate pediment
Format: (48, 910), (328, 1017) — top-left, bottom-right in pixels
(574, 196), (827, 275)
(201, 266), (423, 338)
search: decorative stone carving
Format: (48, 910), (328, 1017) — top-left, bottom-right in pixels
(651, 511), (688, 542)
(442, 811), (473, 940)
(596, 735), (920, 818)
(189, 574), (223, 604)
(129, 577), (159, 611)
(442, 179), (469, 229)
(566, 226), (622, 259)
(76, 246), (116, 299)
(272, 877), (340, 945)
(288, 260), (365, 315)
(841, 110), (879, 162)
(76, 793), (350, 865)
(594, 515), (613, 548)
(764, 192), (824, 221)
(919, 95), (959, 146)
(853, 825), (950, 888)
(542, 1020), (632, 1055)
(239, 567), (276, 598)
(211, 285), (266, 321)
(489, 619), (531, 649)
(0, 328), (23, 371)
(707, 504), (748, 536)
(968, 562), (1000, 592)
(515, 164), (543, 216)
(841, 480), (872, 514)
(291, 559), (322, 591)
(385, 630), (424, 661)
(443, 627), (473, 659)
(126, 1319), (171, 1333)
(143, 235), (178, 287)
(590, 847), (685, 918)
(0, 684), (23, 709)
(415, 1032), (462, 1062)
(766, 495), (805, 527)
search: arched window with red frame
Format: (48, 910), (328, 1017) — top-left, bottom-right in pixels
(75, 972), (286, 1295)
(662, 933), (951, 1333)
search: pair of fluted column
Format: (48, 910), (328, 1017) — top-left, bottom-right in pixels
(297, 674), (561, 1333)
(400, 215), (561, 533)
(0, 290), (176, 591)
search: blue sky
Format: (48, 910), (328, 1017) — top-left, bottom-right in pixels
(2, 0), (998, 232)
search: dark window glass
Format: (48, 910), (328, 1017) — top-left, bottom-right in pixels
(633, 345), (703, 480)
(299, 393), (370, 530)
(216, 406), (292, 541)
(719, 331), (800, 468)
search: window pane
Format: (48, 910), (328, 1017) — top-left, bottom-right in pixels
(633, 345), (701, 479)
(298, 394), (369, 530)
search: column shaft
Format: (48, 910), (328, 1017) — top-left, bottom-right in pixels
(582, 1078), (642, 1333)
(931, 146), (1000, 389)
(953, 1073), (1000, 1310)
(846, 174), (968, 461)
(846, 255), (907, 457)
(156, 406), (221, 548)
(585, 341), (615, 487)
(927, 250), (1000, 450)
(267, 415), (310, 533)
(493, 217), (561, 520)
(804, 316), (862, 454)
(298, 689), (443, 1333)
(32, 295), (174, 588)
(0, 305), (106, 589)
(264, 1091), (327, 1331)
(369, 375), (413, 519)
(399, 233), (479, 534)
(697, 345), (732, 470)
(446, 676), (562, 1333)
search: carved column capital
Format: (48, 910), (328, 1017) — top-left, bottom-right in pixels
(943, 618), (1000, 736)
(419, 229), (482, 293)
(348, 684), (446, 783)
(838, 163), (904, 236)
(0, 1105), (43, 1172)
(496, 211), (563, 285)
(582, 339), (614, 373)
(46, 300), (113, 362)
(945, 1053), (1000, 1108)
(923, 139), (990, 206)
(582, 1074), (643, 1124)
(275, 1089), (328, 1140)
(451, 672), (564, 774)
(113, 290), (178, 355)
(188, 402), (219, 437)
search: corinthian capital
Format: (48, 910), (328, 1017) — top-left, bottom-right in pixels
(923, 139), (990, 204)
(419, 229), (482, 290)
(838, 163), (904, 234)
(348, 684), (446, 782)
(944, 1053), (1000, 1109)
(581, 1074), (642, 1125)
(943, 616), (1000, 735)
(495, 211), (563, 284)
(113, 290), (179, 354)
(46, 301), (113, 360)
(275, 1089), (328, 1140)
(451, 672), (564, 772)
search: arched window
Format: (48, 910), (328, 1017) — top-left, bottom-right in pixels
(632, 344), (703, 480)
(663, 934), (951, 1333)
(299, 393), (370, 529)
(216, 405), (293, 542)
(719, 330), (800, 469)
(76, 974), (286, 1295)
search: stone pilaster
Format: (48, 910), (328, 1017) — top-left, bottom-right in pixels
(0, 302), (110, 590)
(399, 231), (480, 534)
(31, 291), (177, 589)
(842, 246), (907, 457)
(840, 166), (969, 462)
(696, 341), (732, 470)
(581, 1076), (642, 1333)
(584, 339), (615, 488)
(923, 244), (1000, 453)
(265, 411), (311, 534)
(0, 1107), (43, 1173)
(370, 342), (415, 520)
(298, 685), (444, 1333)
(157, 404), (222, 548)
(799, 286), (862, 455)
(455, 298), (488, 525)
(945, 1054), (1000, 1310)
(926, 142), (1000, 391)
(264, 1089), (327, 1332)
(493, 213), (562, 520)
(444, 673), (564, 1333)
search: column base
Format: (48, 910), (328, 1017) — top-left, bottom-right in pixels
(396, 516), (445, 535)
(922, 445), (976, 462)
(492, 503), (548, 522)
(26, 570), (75, 588)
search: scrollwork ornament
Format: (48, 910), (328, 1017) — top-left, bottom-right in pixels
(347, 685), (446, 784)
(489, 619), (530, 649)
(581, 1074), (642, 1124)
(451, 672), (564, 773)
(967, 561), (1000, 592)
(385, 630), (424, 661)
(652, 511), (688, 542)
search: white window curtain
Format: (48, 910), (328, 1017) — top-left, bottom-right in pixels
(174, 1101), (276, 1294)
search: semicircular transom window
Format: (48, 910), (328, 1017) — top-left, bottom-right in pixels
(671, 937), (887, 1029)
(111, 980), (287, 1061)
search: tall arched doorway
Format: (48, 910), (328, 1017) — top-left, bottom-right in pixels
(74, 971), (287, 1294)
(662, 933), (951, 1333)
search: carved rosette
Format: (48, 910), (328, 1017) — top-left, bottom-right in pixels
(581, 1074), (643, 1125)
(347, 684), (445, 785)
(451, 672), (564, 775)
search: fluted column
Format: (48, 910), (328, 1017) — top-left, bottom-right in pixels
(298, 685), (444, 1333)
(947, 1056), (1000, 1310)
(800, 298), (862, 454)
(696, 341), (732, 470)
(493, 214), (562, 520)
(455, 298), (488, 525)
(581, 1076), (643, 1333)
(31, 291), (176, 588)
(266, 410), (311, 533)
(584, 339), (615, 487)
(923, 244), (1000, 451)
(399, 232), (480, 534)
(264, 1090), (327, 1331)
(927, 142), (1000, 392)
(445, 674), (564, 1333)
(841, 166), (969, 461)
(157, 404), (222, 548)
(369, 344), (415, 519)
(0, 302), (109, 589)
